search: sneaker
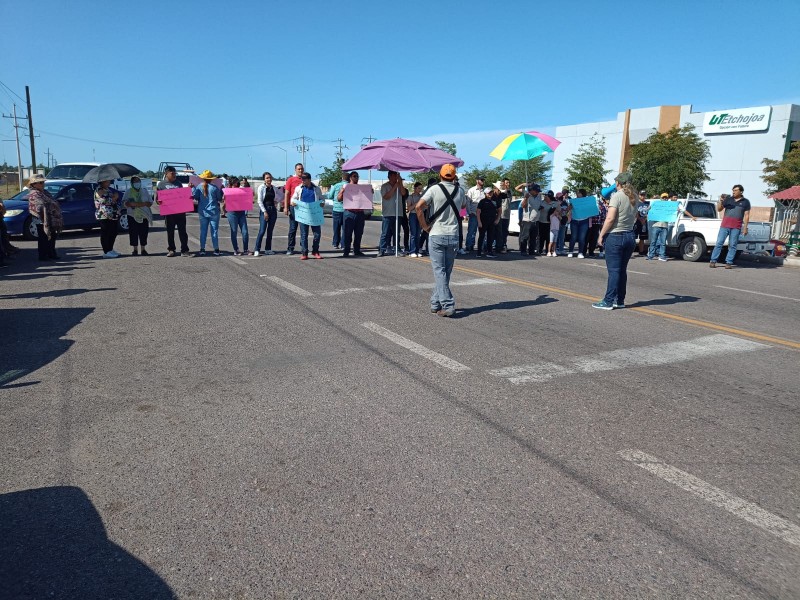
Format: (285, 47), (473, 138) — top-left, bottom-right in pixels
(233, 251), (241, 256)
(457, 248), (467, 255)
(264, 250), (275, 255)
(242, 251), (250, 256)
(725, 264), (733, 269)
(141, 249), (149, 256)
(198, 250), (206, 256)
(567, 253), (573, 258)
(709, 262), (716, 268)
(312, 252), (323, 259)
(181, 251), (192, 257)
(131, 249), (139, 256)
(213, 249), (221, 256)
(477, 252), (482, 257)
(108, 250), (120, 258)
(598, 252), (604, 258)
(167, 250), (176, 257)
(612, 302), (625, 309)
(577, 253), (585, 259)
(253, 251), (260, 257)
(300, 254), (308, 260)
(592, 300), (614, 310)
(436, 309), (455, 317)
(430, 307), (440, 314)
(658, 257), (668, 262)
(102, 252), (115, 258)
(646, 257), (653, 261)
(286, 250), (295, 256)
(487, 253), (496, 258)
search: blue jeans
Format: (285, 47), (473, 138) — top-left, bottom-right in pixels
(647, 225), (668, 259)
(557, 223), (567, 253)
(379, 216), (397, 254)
(568, 219), (589, 253)
(332, 211), (344, 247)
(343, 210), (365, 254)
(429, 234), (459, 311)
(287, 207), (298, 252)
(465, 214), (478, 250)
(603, 231), (636, 304)
(199, 213), (220, 250)
(299, 223), (321, 255)
(226, 210), (249, 252)
(409, 212), (421, 255)
(254, 206), (277, 252)
(710, 226), (741, 264)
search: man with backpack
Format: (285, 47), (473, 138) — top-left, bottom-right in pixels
(415, 164), (467, 317)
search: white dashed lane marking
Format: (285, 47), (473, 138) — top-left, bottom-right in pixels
(714, 285), (800, 303)
(260, 276), (314, 297)
(319, 278), (503, 297)
(490, 334), (768, 384)
(619, 450), (800, 547)
(361, 322), (471, 372)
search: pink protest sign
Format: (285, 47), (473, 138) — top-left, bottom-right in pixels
(223, 188), (253, 211)
(460, 207), (467, 218)
(157, 187), (194, 215)
(342, 184), (374, 210)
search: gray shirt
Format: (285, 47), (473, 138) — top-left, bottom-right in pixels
(609, 190), (640, 233)
(421, 182), (467, 237)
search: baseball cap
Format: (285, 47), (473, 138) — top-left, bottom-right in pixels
(439, 164), (457, 181)
(614, 172), (633, 184)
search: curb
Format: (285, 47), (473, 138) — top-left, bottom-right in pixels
(782, 255), (800, 268)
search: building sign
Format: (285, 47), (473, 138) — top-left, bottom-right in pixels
(703, 106), (772, 134)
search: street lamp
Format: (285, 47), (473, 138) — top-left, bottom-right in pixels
(271, 146), (288, 180)
(248, 154), (253, 181)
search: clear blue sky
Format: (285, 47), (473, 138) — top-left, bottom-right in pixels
(2, 0), (798, 179)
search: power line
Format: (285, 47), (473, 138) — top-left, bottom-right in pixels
(0, 80), (26, 104)
(37, 129), (298, 150)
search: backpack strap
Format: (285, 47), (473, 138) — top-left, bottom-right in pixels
(428, 183), (460, 226)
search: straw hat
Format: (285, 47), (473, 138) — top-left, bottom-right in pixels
(198, 170), (216, 180)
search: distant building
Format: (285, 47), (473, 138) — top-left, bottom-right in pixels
(551, 103), (800, 206)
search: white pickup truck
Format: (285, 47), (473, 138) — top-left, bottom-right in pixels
(664, 199), (772, 261)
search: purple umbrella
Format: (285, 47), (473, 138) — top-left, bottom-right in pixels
(341, 138), (464, 172)
(341, 138), (464, 257)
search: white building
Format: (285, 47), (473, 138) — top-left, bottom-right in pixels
(551, 103), (800, 206)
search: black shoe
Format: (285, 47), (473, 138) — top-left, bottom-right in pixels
(132, 249), (139, 256)
(354, 251), (366, 256)
(141, 249), (149, 256)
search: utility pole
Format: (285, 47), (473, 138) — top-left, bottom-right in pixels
(334, 138), (348, 165)
(1, 104), (23, 191)
(296, 135), (310, 168)
(25, 86), (36, 174)
(361, 135), (375, 184)
(45, 147), (53, 171)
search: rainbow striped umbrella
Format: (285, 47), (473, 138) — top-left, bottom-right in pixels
(489, 131), (561, 161)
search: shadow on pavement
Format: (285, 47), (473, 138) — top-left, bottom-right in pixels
(0, 287), (115, 300)
(456, 295), (557, 317)
(0, 307), (94, 387)
(628, 293), (700, 308)
(0, 486), (176, 599)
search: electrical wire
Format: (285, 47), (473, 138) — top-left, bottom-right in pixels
(37, 129), (312, 150)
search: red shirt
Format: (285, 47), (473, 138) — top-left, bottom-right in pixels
(284, 176), (302, 209)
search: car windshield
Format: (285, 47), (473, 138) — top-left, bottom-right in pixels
(46, 164), (96, 180)
(8, 182), (66, 202)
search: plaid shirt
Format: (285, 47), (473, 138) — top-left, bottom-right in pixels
(591, 200), (607, 226)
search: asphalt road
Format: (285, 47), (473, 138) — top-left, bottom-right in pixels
(1, 213), (799, 599)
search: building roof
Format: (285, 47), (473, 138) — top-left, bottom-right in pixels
(770, 185), (800, 200)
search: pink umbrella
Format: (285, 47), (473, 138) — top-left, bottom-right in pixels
(341, 138), (464, 172)
(342, 138), (464, 257)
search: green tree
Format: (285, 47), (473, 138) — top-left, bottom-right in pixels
(762, 142), (800, 194)
(502, 155), (550, 189)
(318, 156), (346, 188)
(564, 134), (611, 194)
(409, 140), (458, 185)
(461, 163), (506, 188)
(628, 124), (710, 196)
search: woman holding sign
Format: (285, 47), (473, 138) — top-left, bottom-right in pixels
(291, 173), (325, 260)
(593, 173), (639, 310)
(223, 177), (251, 255)
(566, 189), (591, 259)
(338, 171), (369, 258)
(192, 170), (223, 256)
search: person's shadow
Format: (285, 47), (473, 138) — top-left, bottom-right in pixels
(455, 295), (557, 317)
(0, 287), (115, 300)
(0, 486), (176, 599)
(628, 293), (700, 308)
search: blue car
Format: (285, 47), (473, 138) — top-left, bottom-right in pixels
(3, 179), (129, 240)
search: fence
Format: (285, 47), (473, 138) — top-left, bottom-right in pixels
(772, 202), (799, 240)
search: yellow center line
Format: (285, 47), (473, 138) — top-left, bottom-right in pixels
(412, 258), (800, 351)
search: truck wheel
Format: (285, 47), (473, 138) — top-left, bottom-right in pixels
(23, 216), (41, 241)
(680, 235), (706, 262)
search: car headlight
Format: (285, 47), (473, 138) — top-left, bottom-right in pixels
(4, 209), (24, 217)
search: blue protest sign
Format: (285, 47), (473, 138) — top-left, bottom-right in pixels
(647, 201), (680, 223)
(294, 200), (324, 226)
(570, 196), (600, 221)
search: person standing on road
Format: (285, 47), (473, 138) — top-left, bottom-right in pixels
(634, 191), (649, 255)
(415, 164), (467, 317)
(254, 172), (278, 256)
(416, 176), (438, 257)
(593, 172), (639, 310)
(26, 173), (63, 261)
(476, 187), (499, 258)
(95, 179), (122, 258)
(586, 195), (608, 258)
(192, 170), (223, 256)
(379, 171), (408, 256)
(566, 188), (590, 259)
(291, 173), (324, 260)
(283, 163), (305, 255)
(497, 178), (513, 253)
(547, 204), (561, 256)
(519, 183), (543, 256)
(156, 166), (191, 257)
(556, 191), (570, 255)
(338, 171), (368, 258)
(123, 176), (153, 256)
(465, 175), (485, 253)
(407, 182), (423, 257)
(327, 170), (348, 250)
(647, 193), (670, 261)
(536, 191), (556, 256)
(710, 184), (751, 269)
(223, 176), (250, 255)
